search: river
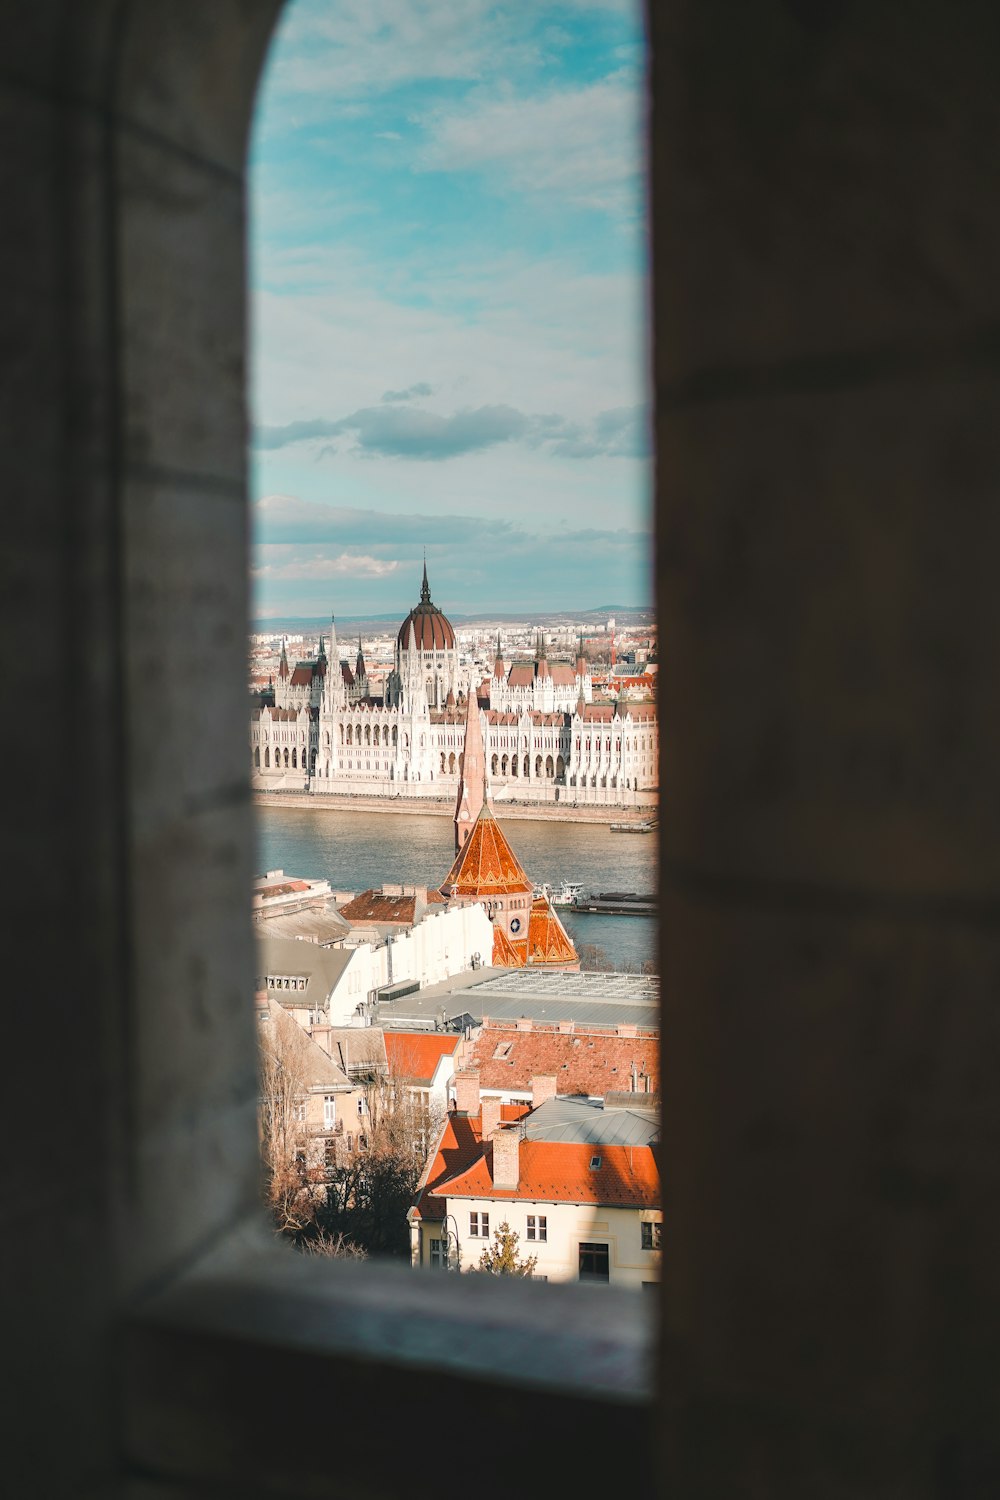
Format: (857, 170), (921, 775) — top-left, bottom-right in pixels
(254, 805), (659, 972)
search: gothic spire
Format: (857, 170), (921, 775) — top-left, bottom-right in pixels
(420, 552), (431, 605)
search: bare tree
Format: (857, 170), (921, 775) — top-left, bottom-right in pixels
(258, 1002), (316, 1236)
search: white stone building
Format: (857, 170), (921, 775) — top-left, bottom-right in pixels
(250, 565), (658, 807)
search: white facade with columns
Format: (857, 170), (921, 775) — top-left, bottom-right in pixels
(250, 574), (658, 808)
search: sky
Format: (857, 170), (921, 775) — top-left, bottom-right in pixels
(249, 0), (649, 622)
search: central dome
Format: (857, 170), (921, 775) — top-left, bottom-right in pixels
(397, 563), (456, 651)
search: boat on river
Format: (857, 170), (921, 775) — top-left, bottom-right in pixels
(534, 880), (589, 908)
(610, 818), (657, 833)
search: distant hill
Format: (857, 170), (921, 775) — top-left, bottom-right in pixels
(253, 605), (654, 635)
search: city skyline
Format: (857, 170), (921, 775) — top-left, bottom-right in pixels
(249, 0), (650, 620)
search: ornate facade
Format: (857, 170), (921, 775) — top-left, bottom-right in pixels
(250, 567), (658, 807)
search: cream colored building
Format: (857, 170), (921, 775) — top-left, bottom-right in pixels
(409, 1090), (661, 1287)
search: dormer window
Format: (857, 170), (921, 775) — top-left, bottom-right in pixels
(590, 1154), (602, 1170)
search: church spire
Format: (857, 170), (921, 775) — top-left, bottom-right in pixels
(454, 680), (488, 852)
(420, 551), (431, 605)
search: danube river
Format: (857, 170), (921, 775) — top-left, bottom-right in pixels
(255, 805), (659, 972)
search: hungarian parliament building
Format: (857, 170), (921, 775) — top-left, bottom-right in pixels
(250, 566), (658, 807)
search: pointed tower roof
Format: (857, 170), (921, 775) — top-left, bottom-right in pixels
(493, 631), (505, 680)
(278, 638), (289, 679)
(453, 682), (488, 852)
(442, 803), (534, 898)
(527, 897), (579, 967)
(356, 633), (366, 675)
(536, 631), (549, 680)
(398, 561), (456, 651)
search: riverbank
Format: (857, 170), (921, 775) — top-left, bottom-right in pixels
(251, 791), (658, 827)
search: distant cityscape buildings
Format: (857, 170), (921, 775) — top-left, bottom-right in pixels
(250, 565), (658, 808)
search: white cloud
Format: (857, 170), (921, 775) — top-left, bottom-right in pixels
(252, 549), (401, 581)
(415, 71), (644, 216)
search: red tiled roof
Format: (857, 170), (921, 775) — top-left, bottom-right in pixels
(429, 1136), (659, 1208)
(339, 890), (418, 924)
(259, 879), (311, 898)
(384, 1030), (460, 1084)
(526, 897), (578, 966)
(441, 806), (534, 898)
(469, 1025), (659, 1095)
(492, 924), (522, 967)
(410, 1110), (484, 1222)
(290, 666), (314, 686)
(550, 664), (576, 685)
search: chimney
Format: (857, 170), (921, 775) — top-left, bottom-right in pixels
(615, 1023), (638, 1038)
(515, 1017), (533, 1032)
(630, 1062), (639, 1093)
(454, 1070), (480, 1114)
(491, 1126), (520, 1190)
(557, 1020), (575, 1035)
(481, 1096), (502, 1136)
(531, 1074), (558, 1109)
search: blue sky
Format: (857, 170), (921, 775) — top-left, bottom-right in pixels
(249, 0), (649, 621)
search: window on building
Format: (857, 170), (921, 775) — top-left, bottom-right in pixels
(526, 1214), (547, 1242)
(589, 1154), (602, 1170)
(323, 1095), (336, 1129)
(641, 1221), (662, 1251)
(429, 1238), (446, 1269)
(292, 1099), (306, 1123)
(470, 1211), (489, 1238)
(579, 1243), (610, 1284)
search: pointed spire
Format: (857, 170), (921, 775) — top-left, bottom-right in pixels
(278, 637), (289, 679)
(493, 631), (506, 680)
(420, 552), (431, 605)
(454, 680), (488, 852)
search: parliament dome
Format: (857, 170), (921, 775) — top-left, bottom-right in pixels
(397, 563), (456, 651)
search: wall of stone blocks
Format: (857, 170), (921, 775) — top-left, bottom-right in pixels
(0, 0), (998, 1495)
(651, 4), (1000, 1494)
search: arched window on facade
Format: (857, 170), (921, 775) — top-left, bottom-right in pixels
(346, 724), (352, 746)
(283, 747), (289, 768)
(365, 724), (371, 745)
(373, 725), (380, 746)
(491, 754), (498, 774)
(448, 752), (456, 774)
(545, 754), (554, 778)
(264, 747), (270, 768)
(535, 755), (543, 777)
(291, 748), (297, 768)
(254, 746), (260, 768)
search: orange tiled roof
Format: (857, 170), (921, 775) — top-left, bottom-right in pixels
(441, 806), (534, 898)
(384, 1030), (460, 1084)
(492, 923), (523, 967)
(469, 1024), (659, 1095)
(410, 1109), (484, 1222)
(429, 1136), (659, 1208)
(526, 897), (578, 967)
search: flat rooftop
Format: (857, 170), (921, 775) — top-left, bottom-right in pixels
(372, 967), (659, 1032)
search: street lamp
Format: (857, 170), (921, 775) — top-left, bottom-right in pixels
(441, 1212), (461, 1272)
